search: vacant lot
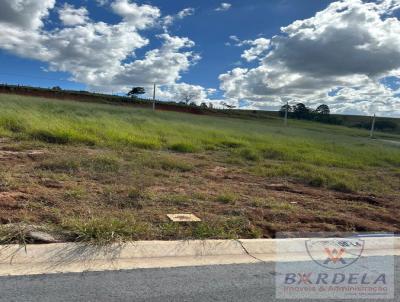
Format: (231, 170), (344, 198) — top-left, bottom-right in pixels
(0, 94), (399, 243)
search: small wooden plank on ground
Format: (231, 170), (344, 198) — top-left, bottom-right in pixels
(167, 214), (201, 222)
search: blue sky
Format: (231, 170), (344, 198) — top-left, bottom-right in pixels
(0, 0), (332, 91)
(0, 0), (399, 116)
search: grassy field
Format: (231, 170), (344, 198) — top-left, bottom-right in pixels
(0, 93), (399, 243)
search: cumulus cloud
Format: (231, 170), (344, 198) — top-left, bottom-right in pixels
(0, 0), (55, 30)
(225, 36), (270, 61)
(59, 4), (89, 26)
(157, 83), (209, 103)
(112, 34), (200, 88)
(219, 0), (400, 116)
(156, 83), (228, 108)
(376, 0), (400, 14)
(111, 0), (160, 29)
(240, 38), (270, 62)
(215, 3), (232, 12)
(0, 0), (203, 94)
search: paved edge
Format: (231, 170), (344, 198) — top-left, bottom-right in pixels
(0, 237), (398, 276)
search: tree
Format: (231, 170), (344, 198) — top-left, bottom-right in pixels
(200, 102), (208, 109)
(127, 87), (145, 97)
(316, 104), (330, 115)
(293, 103), (310, 119)
(221, 102), (236, 109)
(178, 90), (200, 105)
(279, 104), (292, 117)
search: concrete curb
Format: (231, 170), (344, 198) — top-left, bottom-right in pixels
(0, 237), (398, 276)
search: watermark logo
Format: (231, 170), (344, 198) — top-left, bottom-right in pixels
(275, 233), (395, 300)
(305, 237), (364, 269)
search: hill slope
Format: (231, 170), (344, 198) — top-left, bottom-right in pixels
(0, 94), (399, 242)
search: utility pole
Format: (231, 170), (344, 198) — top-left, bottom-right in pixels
(284, 101), (288, 127)
(152, 83), (156, 111)
(370, 113), (376, 139)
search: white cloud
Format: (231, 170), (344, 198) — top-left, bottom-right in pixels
(111, 0), (160, 29)
(59, 4), (89, 26)
(156, 83), (226, 108)
(163, 7), (195, 28)
(112, 34), (200, 88)
(241, 38), (270, 62)
(96, 0), (110, 6)
(229, 35), (240, 42)
(219, 0), (400, 116)
(177, 8), (195, 19)
(376, 0), (400, 14)
(215, 3), (232, 12)
(0, 0), (55, 30)
(157, 83), (208, 103)
(0, 0), (202, 94)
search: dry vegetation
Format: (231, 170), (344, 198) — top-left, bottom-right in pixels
(0, 94), (399, 243)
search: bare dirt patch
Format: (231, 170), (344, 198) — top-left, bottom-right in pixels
(0, 140), (398, 242)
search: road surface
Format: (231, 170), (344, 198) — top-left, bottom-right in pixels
(0, 257), (398, 302)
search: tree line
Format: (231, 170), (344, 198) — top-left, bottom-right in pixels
(279, 103), (342, 125)
(127, 87), (397, 131)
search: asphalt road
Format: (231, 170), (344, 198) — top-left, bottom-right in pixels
(0, 257), (398, 302)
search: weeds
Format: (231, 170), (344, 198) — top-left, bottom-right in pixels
(0, 94), (399, 173)
(168, 142), (198, 153)
(61, 215), (151, 244)
(216, 193), (237, 204)
(0, 94), (399, 242)
(145, 156), (193, 172)
(39, 153), (121, 174)
(160, 217), (261, 240)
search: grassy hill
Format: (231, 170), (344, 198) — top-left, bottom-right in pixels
(0, 93), (399, 243)
(2, 84), (399, 135)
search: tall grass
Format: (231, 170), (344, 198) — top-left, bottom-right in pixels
(0, 93), (399, 176)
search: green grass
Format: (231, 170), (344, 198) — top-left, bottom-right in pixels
(0, 93), (399, 194)
(60, 214), (151, 244)
(216, 193), (238, 204)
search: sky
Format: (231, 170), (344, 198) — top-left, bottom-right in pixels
(0, 0), (400, 117)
